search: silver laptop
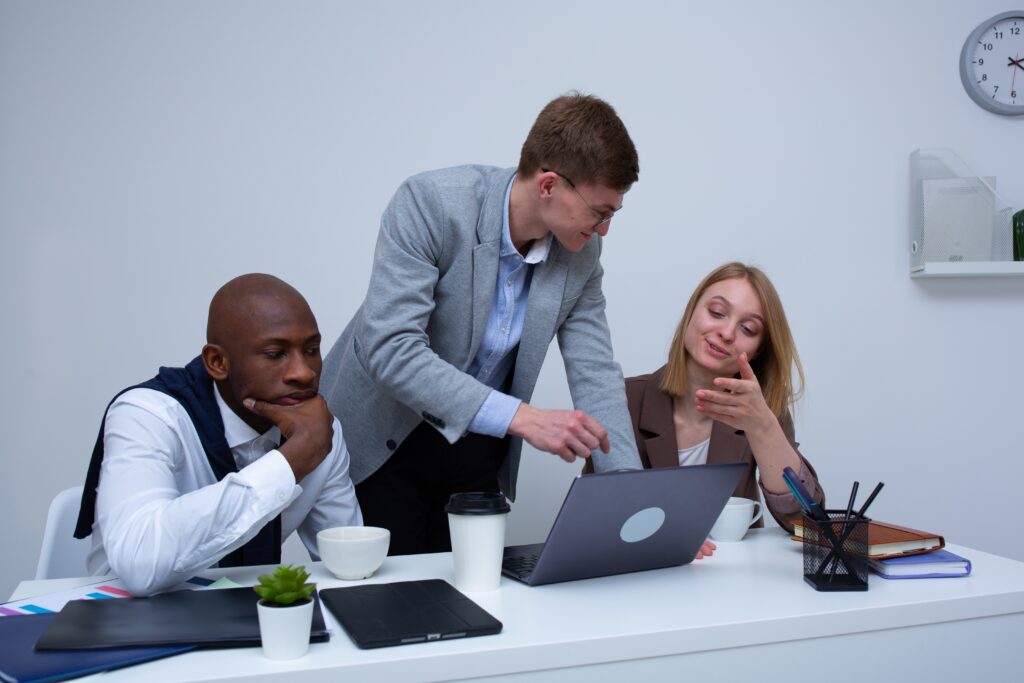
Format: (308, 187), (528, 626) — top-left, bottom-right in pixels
(502, 463), (746, 586)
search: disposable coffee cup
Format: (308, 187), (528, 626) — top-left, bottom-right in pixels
(446, 492), (511, 592)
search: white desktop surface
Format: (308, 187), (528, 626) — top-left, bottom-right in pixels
(11, 529), (1024, 682)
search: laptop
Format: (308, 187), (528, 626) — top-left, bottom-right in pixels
(319, 579), (502, 649)
(502, 463), (746, 586)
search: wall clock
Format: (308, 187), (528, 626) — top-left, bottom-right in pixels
(959, 11), (1024, 115)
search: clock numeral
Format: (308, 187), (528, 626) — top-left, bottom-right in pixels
(981, 74), (988, 82)
(1013, 91), (1019, 99)
(994, 85), (1000, 92)
(1012, 27), (1021, 35)
(978, 58), (985, 65)
(995, 31), (1004, 39)
(982, 42), (994, 50)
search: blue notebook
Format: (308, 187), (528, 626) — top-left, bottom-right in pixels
(0, 613), (191, 683)
(868, 548), (971, 579)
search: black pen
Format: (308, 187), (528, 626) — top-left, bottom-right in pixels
(828, 482), (859, 580)
(855, 482), (884, 519)
(820, 481), (884, 582)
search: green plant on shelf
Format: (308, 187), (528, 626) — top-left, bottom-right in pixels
(254, 565), (315, 607)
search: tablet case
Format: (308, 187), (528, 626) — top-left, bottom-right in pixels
(34, 587), (328, 650)
(0, 613), (191, 683)
(319, 579), (502, 649)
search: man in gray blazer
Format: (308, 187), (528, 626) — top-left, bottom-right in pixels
(321, 93), (642, 554)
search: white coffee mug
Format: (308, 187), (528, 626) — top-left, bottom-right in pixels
(709, 496), (763, 542)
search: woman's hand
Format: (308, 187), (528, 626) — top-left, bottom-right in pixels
(696, 352), (803, 496)
(695, 539), (716, 560)
(694, 352), (775, 435)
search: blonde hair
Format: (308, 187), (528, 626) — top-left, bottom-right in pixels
(660, 262), (804, 418)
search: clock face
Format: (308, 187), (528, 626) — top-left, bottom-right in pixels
(960, 12), (1024, 115)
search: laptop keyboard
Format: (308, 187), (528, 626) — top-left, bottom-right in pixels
(502, 552), (540, 580)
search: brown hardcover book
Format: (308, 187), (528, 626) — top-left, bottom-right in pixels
(791, 519), (945, 559)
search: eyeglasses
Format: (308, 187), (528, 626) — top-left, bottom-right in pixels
(541, 167), (620, 228)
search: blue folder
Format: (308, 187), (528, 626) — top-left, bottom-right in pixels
(0, 613), (191, 683)
(868, 548), (972, 579)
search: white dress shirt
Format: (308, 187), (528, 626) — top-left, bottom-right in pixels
(88, 386), (362, 596)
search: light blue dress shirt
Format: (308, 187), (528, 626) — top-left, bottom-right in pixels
(467, 176), (551, 437)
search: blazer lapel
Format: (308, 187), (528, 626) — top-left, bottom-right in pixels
(469, 169), (515, 359)
(470, 242), (500, 359)
(510, 254), (567, 397)
(638, 368), (679, 470)
(707, 421), (749, 464)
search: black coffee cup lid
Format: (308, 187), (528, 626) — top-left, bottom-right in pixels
(445, 491), (510, 515)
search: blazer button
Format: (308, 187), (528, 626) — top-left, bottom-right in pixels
(386, 439), (397, 450)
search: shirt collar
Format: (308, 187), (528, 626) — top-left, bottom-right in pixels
(501, 174), (552, 264)
(214, 384), (280, 448)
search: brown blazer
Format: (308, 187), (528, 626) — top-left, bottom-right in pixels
(587, 366), (824, 532)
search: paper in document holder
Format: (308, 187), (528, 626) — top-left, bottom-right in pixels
(921, 176), (997, 263)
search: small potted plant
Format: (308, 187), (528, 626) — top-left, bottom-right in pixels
(254, 564), (316, 659)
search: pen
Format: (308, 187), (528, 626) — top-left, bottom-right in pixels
(828, 482), (859, 580)
(820, 481), (884, 582)
(784, 468), (857, 578)
(782, 467), (829, 522)
(855, 482), (884, 519)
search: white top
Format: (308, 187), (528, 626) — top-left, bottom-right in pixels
(88, 386), (362, 596)
(677, 438), (710, 467)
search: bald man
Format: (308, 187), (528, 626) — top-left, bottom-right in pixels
(75, 274), (361, 596)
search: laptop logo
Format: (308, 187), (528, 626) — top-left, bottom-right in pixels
(619, 507), (665, 543)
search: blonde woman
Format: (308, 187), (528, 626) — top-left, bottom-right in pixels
(591, 263), (824, 538)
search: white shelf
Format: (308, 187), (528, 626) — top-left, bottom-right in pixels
(911, 261), (1024, 278)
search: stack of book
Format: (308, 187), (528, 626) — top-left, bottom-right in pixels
(792, 519), (971, 579)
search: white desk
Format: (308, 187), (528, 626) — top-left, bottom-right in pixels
(11, 530), (1024, 682)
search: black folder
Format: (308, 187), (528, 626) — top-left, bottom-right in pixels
(319, 579), (502, 649)
(34, 587), (329, 651)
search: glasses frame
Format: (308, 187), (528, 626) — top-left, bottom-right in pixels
(541, 167), (619, 229)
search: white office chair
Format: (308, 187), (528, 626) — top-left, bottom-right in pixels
(35, 485), (91, 579)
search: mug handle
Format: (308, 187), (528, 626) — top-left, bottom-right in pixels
(748, 501), (763, 528)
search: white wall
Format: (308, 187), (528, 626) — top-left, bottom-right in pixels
(2, 0), (1022, 598)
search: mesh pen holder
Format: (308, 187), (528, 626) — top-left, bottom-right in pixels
(801, 511), (869, 592)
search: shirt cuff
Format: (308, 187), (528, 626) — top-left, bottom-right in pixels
(237, 449), (299, 515)
(468, 391), (522, 438)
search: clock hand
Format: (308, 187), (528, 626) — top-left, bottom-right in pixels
(1008, 55), (1024, 71)
(1013, 54), (1020, 99)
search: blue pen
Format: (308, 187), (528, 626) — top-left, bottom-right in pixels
(783, 467), (828, 522)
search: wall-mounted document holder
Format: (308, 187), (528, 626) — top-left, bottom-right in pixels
(909, 149), (1021, 278)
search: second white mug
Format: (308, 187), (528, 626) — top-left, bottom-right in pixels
(709, 496), (763, 542)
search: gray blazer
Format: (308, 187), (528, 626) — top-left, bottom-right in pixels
(320, 165), (641, 500)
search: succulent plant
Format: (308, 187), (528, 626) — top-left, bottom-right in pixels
(254, 564), (315, 606)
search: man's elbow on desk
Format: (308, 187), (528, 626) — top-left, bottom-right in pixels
(101, 527), (207, 597)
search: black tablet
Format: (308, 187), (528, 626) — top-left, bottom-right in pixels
(319, 579), (502, 649)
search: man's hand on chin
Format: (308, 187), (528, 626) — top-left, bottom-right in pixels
(243, 394), (335, 481)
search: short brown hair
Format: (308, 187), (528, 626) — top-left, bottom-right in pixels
(660, 263), (804, 418)
(517, 92), (639, 191)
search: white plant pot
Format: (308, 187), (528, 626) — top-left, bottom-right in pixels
(256, 598), (314, 660)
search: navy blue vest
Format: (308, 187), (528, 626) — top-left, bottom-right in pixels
(75, 356), (282, 567)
